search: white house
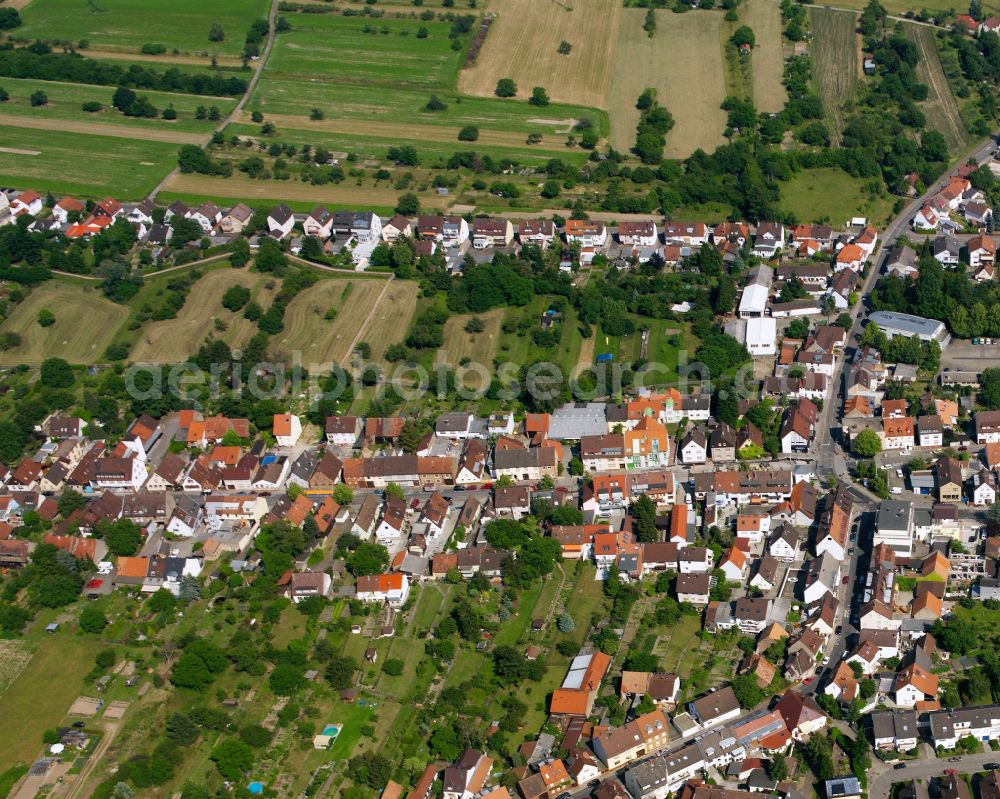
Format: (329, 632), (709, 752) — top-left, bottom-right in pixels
(273, 414), (302, 447)
(355, 573), (410, 605)
(618, 221), (658, 247)
(10, 190), (43, 217)
(746, 317), (777, 357)
(679, 429), (707, 465)
(267, 203), (295, 238)
(190, 202), (222, 232)
(973, 470), (997, 506)
(304, 205), (334, 239)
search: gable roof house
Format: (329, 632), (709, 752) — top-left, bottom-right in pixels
(267, 203), (295, 238)
(303, 205), (334, 238)
(472, 217), (514, 249)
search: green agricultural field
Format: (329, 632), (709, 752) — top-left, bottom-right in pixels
(265, 13), (463, 88)
(0, 78), (236, 134)
(905, 24), (975, 154)
(223, 122), (589, 168)
(251, 77), (607, 137)
(0, 124), (179, 198)
(781, 167), (895, 226)
(810, 7), (860, 145)
(17, 0), (269, 58)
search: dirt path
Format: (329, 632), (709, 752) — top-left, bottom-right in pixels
(343, 274), (395, 359)
(60, 721), (120, 799)
(575, 330), (595, 371)
(0, 113), (205, 144)
(84, 48), (244, 68)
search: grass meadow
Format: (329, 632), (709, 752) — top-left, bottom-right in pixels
(0, 124), (179, 198)
(905, 24), (975, 155)
(17, 0), (269, 57)
(810, 7), (860, 145)
(0, 78), (235, 134)
(610, 8), (728, 157)
(0, 281), (129, 365)
(781, 167), (894, 226)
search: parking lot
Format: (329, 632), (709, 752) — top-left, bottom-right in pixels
(940, 338), (1000, 372)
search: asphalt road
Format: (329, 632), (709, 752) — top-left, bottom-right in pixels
(869, 749), (1000, 798)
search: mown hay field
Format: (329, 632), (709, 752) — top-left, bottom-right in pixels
(810, 7), (859, 145)
(745, 0), (787, 113)
(129, 269), (265, 363)
(905, 24), (973, 154)
(439, 309), (505, 368)
(0, 282), (129, 365)
(458, 0), (621, 109)
(277, 278), (415, 365)
(610, 8), (728, 158)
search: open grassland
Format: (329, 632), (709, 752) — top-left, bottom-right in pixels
(16, 0), (269, 58)
(905, 24), (973, 154)
(0, 634), (104, 767)
(129, 270), (262, 363)
(0, 125), (178, 198)
(225, 122), (589, 168)
(458, 0), (619, 109)
(0, 112), (206, 145)
(363, 280), (419, 363)
(278, 278), (416, 364)
(781, 167), (894, 225)
(440, 309), (505, 368)
(0, 78), (236, 134)
(610, 9), (728, 158)
(250, 76), (607, 138)
(234, 110), (584, 154)
(266, 13), (463, 88)
(0, 282), (129, 365)
(810, 7), (859, 144)
(161, 172), (441, 214)
(745, 0), (787, 113)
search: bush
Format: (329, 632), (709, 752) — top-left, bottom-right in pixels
(29, 90), (47, 107)
(457, 125), (479, 141)
(495, 77), (517, 97)
(81, 100), (102, 112)
(221, 285), (251, 311)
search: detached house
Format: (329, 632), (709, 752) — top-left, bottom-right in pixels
(304, 205), (334, 238)
(219, 202), (254, 234)
(780, 399), (818, 454)
(190, 202), (222, 232)
(472, 217), (514, 249)
(618, 220), (658, 247)
(564, 220), (608, 247)
(10, 190), (42, 217)
(518, 219), (557, 246)
(325, 415), (361, 447)
(267, 203), (295, 238)
(881, 416), (915, 450)
(381, 214), (412, 243)
(273, 414), (302, 447)
(969, 235), (997, 268)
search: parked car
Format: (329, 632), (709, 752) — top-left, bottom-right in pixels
(948, 757), (962, 762)
(893, 763), (906, 770)
(896, 469), (903, 478)
(986, 762), (1000, 770)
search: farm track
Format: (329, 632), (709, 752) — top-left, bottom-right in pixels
(0, 113), (206, 144)
(148, 0), (280, 199)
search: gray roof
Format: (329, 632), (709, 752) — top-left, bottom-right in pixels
(825, 776), (862, 798)
(871, 709), (917, 741)
(877, 499), (913, 533)
(868, 310), (945, 338)
(929, 703), (1000, 742)
(549, 402), (608, 440)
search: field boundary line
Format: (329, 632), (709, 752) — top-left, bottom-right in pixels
(343, 275), (396, 362)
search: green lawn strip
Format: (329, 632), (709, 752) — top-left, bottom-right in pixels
(0, 77), (236, 133)
(265, 13), (462, 88)
(0, 125), (177, 199)
(222, 122), (588, 167)
(157, 190), (396, 215)
(780, 167), (895, 227)
(250, 75), (609, 138)
(18, 0), (269, 57)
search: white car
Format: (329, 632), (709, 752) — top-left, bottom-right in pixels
(890, 487), (903, 494)
(896, 469), (903, 478)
